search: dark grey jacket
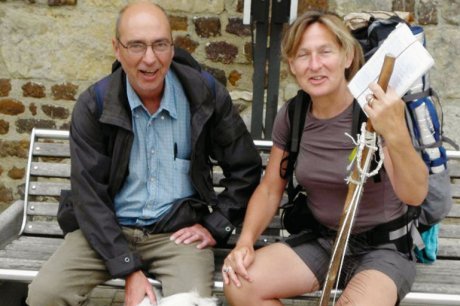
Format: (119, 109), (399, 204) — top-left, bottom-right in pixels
(63, 61), (262, 278)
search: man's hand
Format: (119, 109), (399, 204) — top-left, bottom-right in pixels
(170, 223), (216, 249)
(125, 270), (156, 306)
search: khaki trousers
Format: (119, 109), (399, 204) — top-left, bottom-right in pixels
(27, 228), (214, 306)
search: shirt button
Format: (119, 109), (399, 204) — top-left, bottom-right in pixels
(161, 116), (165, 120)
(124, 257), (130, 263)
(225, 226), (232, 232)
(151, 149), (155, 154)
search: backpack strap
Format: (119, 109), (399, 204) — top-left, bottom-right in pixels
(283, 90), (309, 202)
(94, 75), (111, 119)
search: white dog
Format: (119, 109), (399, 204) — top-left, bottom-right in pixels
(136, 290), (218, 306)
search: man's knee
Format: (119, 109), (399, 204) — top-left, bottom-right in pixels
(27, 278), (64, 306)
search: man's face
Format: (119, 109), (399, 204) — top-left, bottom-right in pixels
(113, 4), (174, 101)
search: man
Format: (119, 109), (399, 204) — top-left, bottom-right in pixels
(27, 2), (261, 306)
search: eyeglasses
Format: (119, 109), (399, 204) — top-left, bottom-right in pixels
(117, 38), (173, 56)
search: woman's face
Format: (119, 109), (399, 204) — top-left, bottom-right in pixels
(288, 22), (352, 100)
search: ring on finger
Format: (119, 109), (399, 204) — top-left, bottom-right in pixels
(223, 266), (232, 273)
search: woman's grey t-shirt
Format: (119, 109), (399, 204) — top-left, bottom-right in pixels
(272, 100), (406, 233)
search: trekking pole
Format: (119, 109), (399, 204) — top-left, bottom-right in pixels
(319, 54), (395, 306)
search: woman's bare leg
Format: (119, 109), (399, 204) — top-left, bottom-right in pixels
(224, 243), (319, 306)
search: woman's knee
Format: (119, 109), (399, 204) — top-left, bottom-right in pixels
(224, 281), (261, 306)
(337, 269), (397, 306)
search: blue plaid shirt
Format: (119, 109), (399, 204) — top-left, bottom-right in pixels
(114, 70), (196, 227)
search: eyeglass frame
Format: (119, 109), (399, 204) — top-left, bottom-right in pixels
(117, 38), (174, 56)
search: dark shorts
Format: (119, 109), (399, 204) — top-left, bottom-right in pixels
(283, 232), (416, 302)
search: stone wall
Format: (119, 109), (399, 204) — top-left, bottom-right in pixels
(0, 0), (459, 207)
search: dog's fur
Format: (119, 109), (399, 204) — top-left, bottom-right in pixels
(136, 290), (218, 306)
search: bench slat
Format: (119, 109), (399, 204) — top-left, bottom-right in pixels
(451, 184), (460, 199)
(448, 163), (460, 179)
(32, 142), (70, 157)
(413, 260), (460, 294)
(30, 162), (70, 178)
(27, 202), (58, 216)
(23, 221), (63, 236)
(28, 181), (70, 197)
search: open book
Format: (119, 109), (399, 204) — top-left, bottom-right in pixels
(348, 22), (435, 112)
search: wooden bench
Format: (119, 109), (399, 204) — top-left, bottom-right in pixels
(0, 128), (460, 305)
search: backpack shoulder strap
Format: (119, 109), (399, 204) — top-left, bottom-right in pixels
(283, 90), (309, 201)
(94, 75), (111, 119)
(351, 99), (367, 137)
(200, 70), (217, 98)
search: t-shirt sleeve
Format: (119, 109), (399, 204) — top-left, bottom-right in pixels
(271, 101), (291, 151)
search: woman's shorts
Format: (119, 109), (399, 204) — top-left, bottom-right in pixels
(283, 232), (416, 301)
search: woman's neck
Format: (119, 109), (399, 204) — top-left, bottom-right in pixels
(310, 87), (354, 119)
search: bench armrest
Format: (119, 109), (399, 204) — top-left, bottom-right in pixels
(0, 200), (24, 248)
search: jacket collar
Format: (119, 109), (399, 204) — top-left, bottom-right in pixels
(98, 61), (215, 133)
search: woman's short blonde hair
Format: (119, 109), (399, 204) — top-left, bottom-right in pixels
(282, 11), (364, 81)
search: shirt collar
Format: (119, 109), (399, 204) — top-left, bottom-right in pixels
(125, 71), (178, 119)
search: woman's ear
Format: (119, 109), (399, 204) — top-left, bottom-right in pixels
(288, 58), (297, 76)
(345, 49), (354, 69)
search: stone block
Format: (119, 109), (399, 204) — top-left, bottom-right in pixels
(22, 82), (46, 98)
(0, 79), (11, 97)
(157, 0), (225, 14)
(226, 18), (251, 36)
(170, 15), (188, 31)
(392, 0), (415, 13)
(0, 99), (25, 116)
(194, 17), (221, 38)
(0, 184), (13, 203)
(228, 70), (242, 86)
(0, 140), (29, 158)
(174, 35), (199, 53)
(29, 103), (38, 116)
(15, 118), (56, 134)
(42, 104), (70, 119)
(51, 83), (78, 101)
(205, 41), (238, 64)
(298, 0), (329, 12)
(418, 0), (438, 25)
(48, 0), (77, 6)
(244, 41), (252, 63)
(0, 120), (8, 134)
(8, 167), (25, 180)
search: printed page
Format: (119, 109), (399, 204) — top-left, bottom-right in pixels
(348, 23), (435, 113)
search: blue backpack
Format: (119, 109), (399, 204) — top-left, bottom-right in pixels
(352, 14), (458, 263)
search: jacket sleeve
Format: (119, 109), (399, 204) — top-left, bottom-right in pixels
(68, 88), (143, 278)
(201, 83), (262, 243)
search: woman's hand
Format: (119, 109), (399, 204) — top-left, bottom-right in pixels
(364, 83), (407, 141)
(222, 244), (255, 287)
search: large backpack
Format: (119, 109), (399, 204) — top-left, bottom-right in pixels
(281, 12), (457, 263)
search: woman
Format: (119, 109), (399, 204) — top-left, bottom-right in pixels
(223, 11), (428, 306)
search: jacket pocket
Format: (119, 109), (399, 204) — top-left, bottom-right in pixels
(149, 197), (210, 233)
(57, 189), (79, 235)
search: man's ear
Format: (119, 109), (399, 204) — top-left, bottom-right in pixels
(112, 37), (121, 61)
